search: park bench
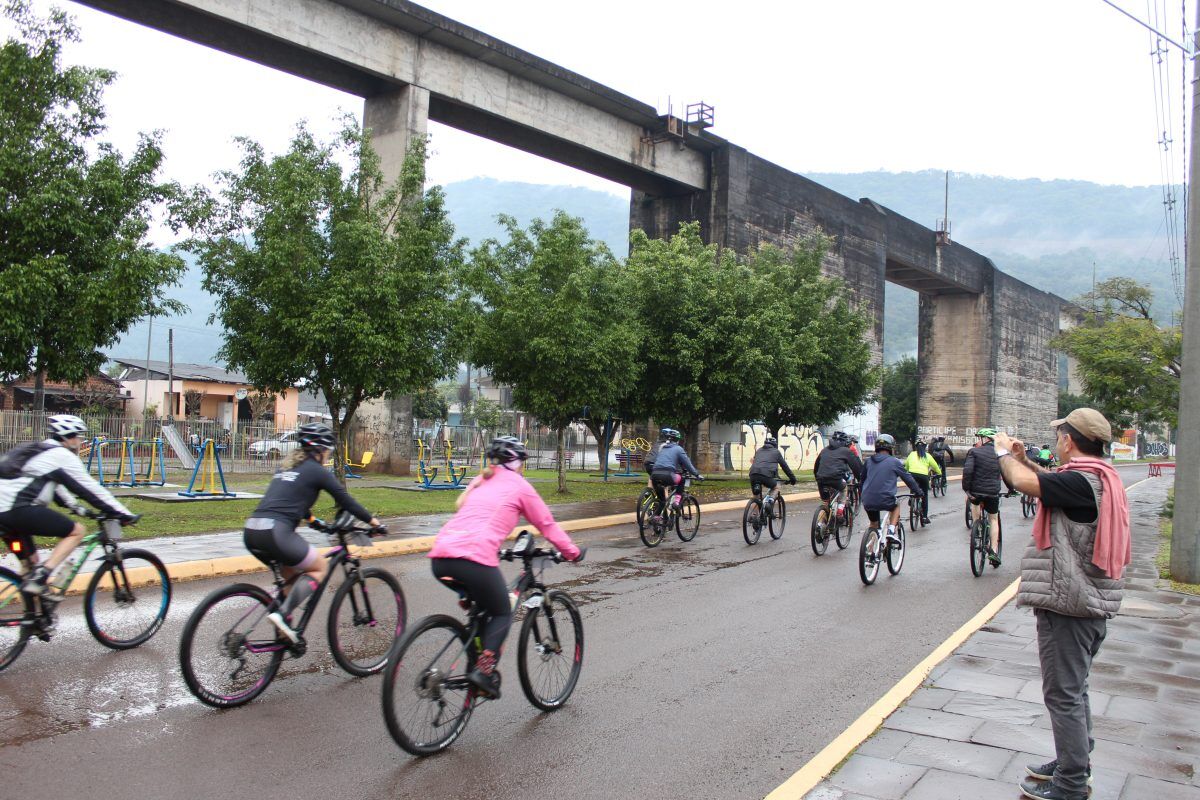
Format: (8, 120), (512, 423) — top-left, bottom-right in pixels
(615, 451), (644, 468)
(550, 451), (575, 468)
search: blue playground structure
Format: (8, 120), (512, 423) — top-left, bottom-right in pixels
(178, 439), (235, 498)
(85, 437), (168, 488)
(414, 438), (470, 490)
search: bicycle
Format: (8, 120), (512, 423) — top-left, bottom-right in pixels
(858, 495), (911, 586)
(931, 467), (948, 497)
(742, 480), (786, 545)
(810, 478), (855, 555)
(179, 512), (404, 708)
(968, 498), (1005, 577)
(1020, 492), (1039, 518)
(382, 531), (586, 756)
(641, 475), (703, 547)
(635, 486), (656, 546)
(0, 510), (169, 671)
(907, 490), (928, 531)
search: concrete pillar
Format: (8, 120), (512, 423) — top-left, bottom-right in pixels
(361, 84), (430, 475)
(917, 291), (993, 450)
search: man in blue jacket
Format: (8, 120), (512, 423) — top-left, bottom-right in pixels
(860, 433), (922, 544)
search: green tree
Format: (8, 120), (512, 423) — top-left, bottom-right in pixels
(880, 356), (918, 444)
(0, 1), (185, 405)
(1055, 278), (1180, 429)
(411, 385), (449, 422)
(468, 212), (641, 492)
(184, 123), (470, 480)
(1057, 390), (1093, 419)
(467, 395), (502, 433)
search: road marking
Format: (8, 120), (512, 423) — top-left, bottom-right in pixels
(763, 576), (1021, 800)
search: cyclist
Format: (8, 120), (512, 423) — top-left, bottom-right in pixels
(930, 436), (954, 469)
(0, 414), (138, 596)
(813, 431), (863, 520)
(903, 440), (942, 525)
(429, 436), (582, 699)
(962, 427), (1014, 567)
(1037, 443), (1056, 468)
(242, 422), (383, 643)
(643, 431), (666, 489)
(649, 428), (701, 521)
(748, 435), (797, 514)
(848, 435), (862, 459)
(860, 433), (922, 545)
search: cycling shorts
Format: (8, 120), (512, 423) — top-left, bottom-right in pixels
(650, 470), (682, 487)
(969, 495), (1000, 515)
(864, 505), (896, 524)
(243, 517), (318, 570)
(0, 506), (76, 539)
(816, 479), (846, 502)
(749, 473), (779, 494)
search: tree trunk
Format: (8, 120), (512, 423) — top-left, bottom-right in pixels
(583, 416), (613, 470)
(557, 426), (567, 493)
(683, 418), (701, 463)
(330, 407), (347, 487)
(33, 366), (45, 413)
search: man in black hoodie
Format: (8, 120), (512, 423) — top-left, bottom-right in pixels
(748, 435), (797, 513)
(813, 431), (864, 516)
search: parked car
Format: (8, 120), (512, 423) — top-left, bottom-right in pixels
(248, 430), (299, 459)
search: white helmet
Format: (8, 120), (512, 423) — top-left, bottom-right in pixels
(47, 414), (88, 440)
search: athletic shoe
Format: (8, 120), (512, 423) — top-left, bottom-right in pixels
(20, 566), (50, 596)
(1026, 760), (1092, 785)
(988, 552), (1002, 567)
(267, 611), (300, 644)
(1019, 777), (1088, 800)
(467, 668), (501, 700)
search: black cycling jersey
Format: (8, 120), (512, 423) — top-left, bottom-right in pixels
(252, 457), (372, 525)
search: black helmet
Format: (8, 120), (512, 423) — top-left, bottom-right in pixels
(486, 435), (528, 464)
(875, 433), (896, 451)
(297, 423), (335, 451)
(660, 427), (681, 442)
(915, 439), (927, 448)
(830, 431), (849, 444)
(764, 435), (778, 447)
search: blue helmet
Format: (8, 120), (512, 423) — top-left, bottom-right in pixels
(660, 427), (681, 442)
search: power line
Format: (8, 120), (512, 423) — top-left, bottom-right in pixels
(1100, 0), (1192, 51)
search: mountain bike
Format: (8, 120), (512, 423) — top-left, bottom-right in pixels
(810, 478), (855, 555)
(179, 513), (403, 708)
(635, 486), (656, 546)
(1020, 493), (1039, 518)
(742, 480), (787, 545)
(931, 468), (947, 497)
(382, 532), (586, 756)
(907, 490), (928, 531)
(969, 501), (1004, 577)
(0, 511), (169, 671)
(641, 475), (703, 547)
(858, 496), (911, 586)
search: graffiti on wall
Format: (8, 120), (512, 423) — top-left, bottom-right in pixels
(1145, 441), (1172, 458)
(726, 423), (825, 472)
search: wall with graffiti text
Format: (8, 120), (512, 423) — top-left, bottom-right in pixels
(725, 423), (825, 472)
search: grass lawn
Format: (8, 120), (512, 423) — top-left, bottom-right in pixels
(112, 468), (817, 540)
(1156, 490), (1200, 596)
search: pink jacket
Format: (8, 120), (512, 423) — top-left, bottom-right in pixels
(429, 466), (580, 567)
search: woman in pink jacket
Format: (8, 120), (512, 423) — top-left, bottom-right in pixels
(428, 436), (582, 699)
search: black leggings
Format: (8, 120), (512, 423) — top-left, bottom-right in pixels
(910, 474), (930, 514)
(431, 558), (511, 655)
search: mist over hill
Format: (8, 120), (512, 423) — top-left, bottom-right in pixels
(110, 171), (1179, 367)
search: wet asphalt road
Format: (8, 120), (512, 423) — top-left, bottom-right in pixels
(0, 466), (1149, 800)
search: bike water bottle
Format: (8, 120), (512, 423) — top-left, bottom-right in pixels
(50, 555), (78, 594)
(671, 494), (681, 508)
(509, 589), (520, 610)
(837, 501), (845, 517)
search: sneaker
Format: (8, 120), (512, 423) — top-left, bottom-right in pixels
(267, 611), (300, 644)
(21, 566), (50, 597)
(885, 527), (900, 545)
(1026, 760), (1092, 785)
(1019, 777), (1088, 800)
(466, 668), (501, 700)
(988, 552), (1002, 567)
(921, 517), (931, 525)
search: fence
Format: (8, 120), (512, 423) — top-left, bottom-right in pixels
(410, 422), (620, 473)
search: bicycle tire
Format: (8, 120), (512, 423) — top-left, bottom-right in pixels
(859, 527), (881, 585)
(1021, 496), (1030, 518)
(769, 496), (786, 540)
(85, 548), (171, 650)
(676, 497), (700, 542)
(382, 614), (475, 756)
(964, 499), (973, 530)
(742, 499), (763, 545)
(179, 583), (284, 708)
(639, 502), (666, 548)
(328, 567), (406, 677)
(0, 566), (32, 672)
(835, 503), (853, 549)
(886, 522), (906, 575)
(518, 589), (584, 711)
(970, 519), (987, 577)
(908, 498), (919, 531)
(810, 506), (829, 555)
(635, 488), (655, 533)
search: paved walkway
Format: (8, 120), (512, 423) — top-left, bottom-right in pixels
(804, 477), (1200, 800)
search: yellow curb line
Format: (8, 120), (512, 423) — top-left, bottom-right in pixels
(764, 574), (1021, 800)
(63, 475), (965, 595)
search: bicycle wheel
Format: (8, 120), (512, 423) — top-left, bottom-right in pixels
(0, 567), (32, 672)
(964, 499), (973, 529)
(908, 498), (919, 531)
(858, 527), (881, 585)
(810, 506), (829, 555)
(518, 589), (584, 711)
(328, 567), (406, 677)
(381, 614), (475, 756)
(639, 501), (665, 548)
(1020, 496), (1030, 518)
(970, 520), (987, 577)
(769, 496), (786, 540)
(835, 504), (854, 549)
(85, 548), (171, 650)
(742, 499), (763, 545)
(886, 523), (906, 575)
(179, 583), (284, 708)
(676, 497), (700, 542)
(635, 488), (655, 532)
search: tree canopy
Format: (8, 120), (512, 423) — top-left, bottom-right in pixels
(880, 356), (918, 444)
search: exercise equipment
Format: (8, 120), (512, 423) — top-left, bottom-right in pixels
(86, 437), (168, 487)
(414, 438), (467, 490)
(344, 445), (374, 479)
(178, 439), (235, 498)
(443, 440), (470, 487)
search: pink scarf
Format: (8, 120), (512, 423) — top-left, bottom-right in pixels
(1032, 456), (1131, 579)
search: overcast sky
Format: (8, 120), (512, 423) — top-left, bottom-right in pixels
(15, 1), (1193, 210)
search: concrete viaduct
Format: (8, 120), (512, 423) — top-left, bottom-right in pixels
(77, 0), (1067, 463)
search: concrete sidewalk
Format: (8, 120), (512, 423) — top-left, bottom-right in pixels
(801, 477), (1200, 800)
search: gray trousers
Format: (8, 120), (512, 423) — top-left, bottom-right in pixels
(1035, 609), (1107, 795)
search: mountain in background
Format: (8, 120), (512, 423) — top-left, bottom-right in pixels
(110, 171), (1180, 367)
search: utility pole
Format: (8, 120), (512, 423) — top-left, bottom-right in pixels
(167, 328), (174, 421)
(142, 315), (153, 418)
(1172, 6), (1200, 584)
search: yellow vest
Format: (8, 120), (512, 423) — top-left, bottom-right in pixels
(904, 451), (942, 476)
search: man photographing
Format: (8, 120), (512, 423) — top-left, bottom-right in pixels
(993, 409), (1131, 800)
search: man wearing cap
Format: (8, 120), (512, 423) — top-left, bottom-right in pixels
(993, 409), (1131, 800)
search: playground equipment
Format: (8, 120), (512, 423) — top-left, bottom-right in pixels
(85, 437), (168, 488)
(414, 438), (468, 490)
(614, 436), (651, 478)
(444, 439), (470, 486)
(178, 439), (235, 498)
(344, 445), (375, 479)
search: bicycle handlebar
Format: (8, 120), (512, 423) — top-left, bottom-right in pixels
(309, 517), (388, 538)
(78, 508), (141, 525)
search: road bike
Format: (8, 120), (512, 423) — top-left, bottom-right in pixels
(969, 501), (1004, 577)
(179, 512), (404, 708)
(858, 495), (912, 586)
(0, 511), (169, 671)
(810, 477), (855, 555)
(640, 475), (703, 547)
(382, 532), (586, 756)
(742, 480), (787, 545)
(1020, 492), (1039, 518)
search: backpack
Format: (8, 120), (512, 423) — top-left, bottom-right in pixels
(0, 442), (55, 479)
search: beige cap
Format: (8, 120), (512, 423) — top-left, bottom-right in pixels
(1051, 408), (1112, 444)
